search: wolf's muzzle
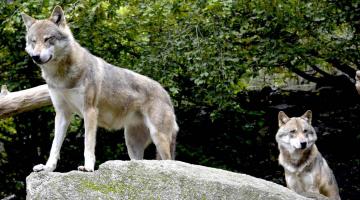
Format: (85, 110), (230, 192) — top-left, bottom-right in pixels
(32, 55), (41, 63)
(32, 55), (52, 65)
(300, 142), (307, 149)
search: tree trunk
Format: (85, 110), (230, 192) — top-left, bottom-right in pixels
(0, 84), (52, 119)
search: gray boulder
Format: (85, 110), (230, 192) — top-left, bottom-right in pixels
(27, 160), (312, 200)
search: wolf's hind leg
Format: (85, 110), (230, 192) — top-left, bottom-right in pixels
(124, 123), (151, 160)
(155, 129), (177, 160)
(144, 104), (176, 160)
(151, 132), (171, 160)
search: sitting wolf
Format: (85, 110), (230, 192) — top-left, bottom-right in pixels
(21, 6), (178, 172)
(276, 110), (340, 200)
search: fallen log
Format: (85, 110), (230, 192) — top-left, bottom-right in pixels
(0, 84), (52, 119)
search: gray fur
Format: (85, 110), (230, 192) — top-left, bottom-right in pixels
(22, 6), (178, 172)
(276, 111), (340, 200)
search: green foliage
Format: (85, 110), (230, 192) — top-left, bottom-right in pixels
(64, 0), (250, 116)
(239, 0), (359, 86)
(2, 0), (358, 116)
(1, 0), (359, 115)
(0, 118), (16, 142)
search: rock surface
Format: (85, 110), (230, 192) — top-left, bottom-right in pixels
(27, 160), (312, 200)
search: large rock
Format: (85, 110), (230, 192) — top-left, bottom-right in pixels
(27, 160), (311, 200)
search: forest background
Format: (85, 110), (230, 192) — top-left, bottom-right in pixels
(0, 0), (359, 199)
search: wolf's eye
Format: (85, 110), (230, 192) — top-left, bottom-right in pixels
(290, 129), (296, 133)
(304, 129), (308, 133)
(30, 39), (36, 43)
(44, 36), (55, 42)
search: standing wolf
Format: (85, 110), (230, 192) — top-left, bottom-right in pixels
(276, 110), (340, 200)
(21, 6), (178, 172)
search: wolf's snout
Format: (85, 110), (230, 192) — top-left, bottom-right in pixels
(300, 142), (307, 149)
(31, 55), (41, 63)
(31, 54), (52, 64)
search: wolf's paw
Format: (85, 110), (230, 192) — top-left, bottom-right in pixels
(33, 164), (55, 172)
(78, 165), (94, 172)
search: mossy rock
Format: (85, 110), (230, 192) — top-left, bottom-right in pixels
(26, 160), (312, 200)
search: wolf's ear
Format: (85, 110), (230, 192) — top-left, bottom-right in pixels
(50, 6), (66, 26)
(301, 110), (312, 124)
(278, 111), (290, 127)
(21, 13), (36, 31)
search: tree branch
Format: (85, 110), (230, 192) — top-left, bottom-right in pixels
(327, 58), (356, 80)
(290, 67), (323, 84)
(310, 65), (333, 78)
(0, 84), (51, 119)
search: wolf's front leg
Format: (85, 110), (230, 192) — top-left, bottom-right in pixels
(33, 111), (71, 172)
(78, 107), (98, 172)
(285, 173), (304, 193)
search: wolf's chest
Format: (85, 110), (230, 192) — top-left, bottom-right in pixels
(49, 87), (85, 116)
(285, 167), (317, 192)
